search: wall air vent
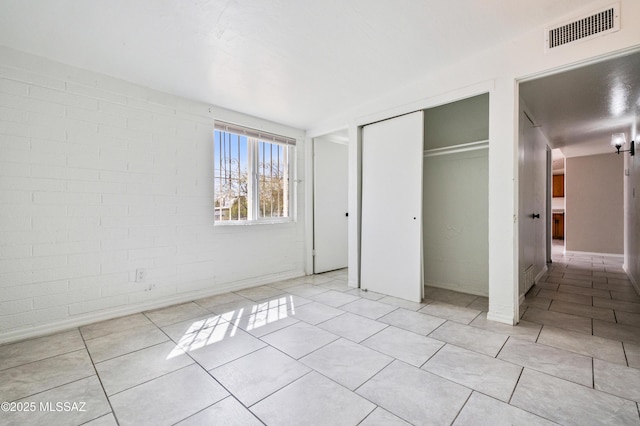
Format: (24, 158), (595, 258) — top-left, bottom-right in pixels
(546, 4), (619, 50)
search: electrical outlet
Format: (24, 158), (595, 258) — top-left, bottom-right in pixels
(135, 268), (147, 282)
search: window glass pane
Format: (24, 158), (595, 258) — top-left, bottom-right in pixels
(257, 140), (289, 219)
(214, 130), (248, 221)
(213, 122), (294, 224)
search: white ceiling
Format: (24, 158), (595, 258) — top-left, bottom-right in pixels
(0, 0), (598, 129)
(520, 50), (640, 158)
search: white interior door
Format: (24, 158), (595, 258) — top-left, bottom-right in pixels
(532, 126), (548, 270)
(519, 110), (547, 296)
(313, 137), (348, 273)
(361, 111), (424, 302)
(519, 117), (536, 295)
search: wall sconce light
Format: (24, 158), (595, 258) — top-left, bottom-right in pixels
(611, 133), (635, 156)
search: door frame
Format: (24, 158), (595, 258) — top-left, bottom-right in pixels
(546, 146), (552, 263)
(304, 128), (349, 276)
(515, 47), (640, 305)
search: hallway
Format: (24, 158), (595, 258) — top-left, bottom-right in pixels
(523, 244), (640, 353)
(513, 245), (640, 422)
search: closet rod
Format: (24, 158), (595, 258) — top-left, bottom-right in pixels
(423, 140), (488, 157)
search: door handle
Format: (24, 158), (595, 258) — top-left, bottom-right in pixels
(345, 212), (348, 217)
(531, 213), (540, 219)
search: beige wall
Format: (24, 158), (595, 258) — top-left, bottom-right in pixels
(566, 154), (624, 254)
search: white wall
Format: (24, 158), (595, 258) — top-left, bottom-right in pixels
(423, 150), (488, 295)
(310, 0), (640, 324)
(552, 196), (565, 211)
(423, 94), (489, 296)
(566, 154), (624, 254)
(0, 47), (306, 343)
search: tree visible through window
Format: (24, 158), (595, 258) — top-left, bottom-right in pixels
(214, 121), (294, 223)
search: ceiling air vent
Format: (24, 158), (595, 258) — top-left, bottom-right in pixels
(546, 3), (620, 50)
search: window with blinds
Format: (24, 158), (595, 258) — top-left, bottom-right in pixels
(213, 121), (295, 224)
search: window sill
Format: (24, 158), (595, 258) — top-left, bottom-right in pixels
(214, 219), (294, 227)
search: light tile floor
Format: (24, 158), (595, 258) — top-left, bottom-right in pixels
(1, 251), (640, 425)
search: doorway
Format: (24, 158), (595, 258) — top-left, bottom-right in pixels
(551, 149), (566, 254)
(517, 49), (640, 299)
(313, 130), (349, 274)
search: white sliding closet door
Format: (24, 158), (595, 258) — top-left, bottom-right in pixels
(361, 111), (424, 302)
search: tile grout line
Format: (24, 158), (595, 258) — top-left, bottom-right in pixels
(508, 379), (582, 425)
(119, 314), (267, 423)
(495, 335), (511, 359)
(0, 342), (85, 373)
(105, 362), (195, 399)
(621, 342), (630, 367)
(244, 370), (317, 410)
(1, 347), (96, 402)
(168, 395), (265, 426)
(354, 405), (379, 426)
(506, 366), (525, 405)
(347, 361), (416, 425)
(350, 357), (395, 394)
(418, 341), (447, 369)
(89, 335), (173, 364)
(217, 342), (316, 409)
(137, 313), (227, 391)
(449, 391), (473, 425)
(534, 323), (543, 343)
(7, 371), (95, 405)
(79, 326), (121, 426)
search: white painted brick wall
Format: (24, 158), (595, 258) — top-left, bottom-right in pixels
(0, 46), (307, 342)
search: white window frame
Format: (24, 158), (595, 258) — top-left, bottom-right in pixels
(213, 121), (295, 225)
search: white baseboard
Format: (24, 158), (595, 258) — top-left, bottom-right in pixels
(486, 310), (516, 325)
(534, 265), (548, 284)
(424, 281), (488, 298)
(0, 270), (305, 345)
(623, 264), (640, 295)
(519, 265), (547, 301)
(564, 250), (624, 258)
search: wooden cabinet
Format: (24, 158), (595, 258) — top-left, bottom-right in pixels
(553, 174), (564, 197)
(553, 213), (564, 239)
(552, 175), (564, 239)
